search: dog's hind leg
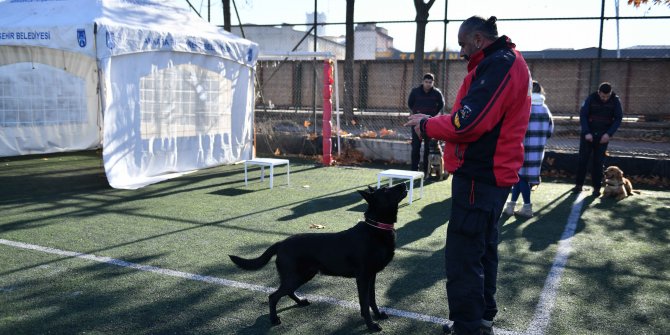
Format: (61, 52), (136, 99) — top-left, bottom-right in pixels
(268, 282), (311, 325)
(269, 265), (317, 325)
(288, 292), (310, 307)
(287, 267), (317, 307)
(269, 282), (303, 325)
(368, 273), (388, 320)
(356, 275), (382, 332)
(268, 289), (285, 325)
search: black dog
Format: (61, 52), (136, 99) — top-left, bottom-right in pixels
(229, 183), (408, 332)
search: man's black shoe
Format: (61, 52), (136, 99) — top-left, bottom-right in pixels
(443, 324), (457, 334)
(481, 323), (494, 335)
(443, 323), (492, 335)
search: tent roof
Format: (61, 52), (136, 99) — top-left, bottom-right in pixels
(0, 0), (258, 65)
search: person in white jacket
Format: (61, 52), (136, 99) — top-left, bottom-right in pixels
(504, 80), (554, 217)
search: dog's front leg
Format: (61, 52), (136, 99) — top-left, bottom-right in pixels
(356, 275), (381, 332)
(623, 183), (630, 197)
(368, 273), (388, 320)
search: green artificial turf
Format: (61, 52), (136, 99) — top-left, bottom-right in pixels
(0, 151), (667, 334)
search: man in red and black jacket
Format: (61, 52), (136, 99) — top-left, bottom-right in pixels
(406, 16), (531, 335)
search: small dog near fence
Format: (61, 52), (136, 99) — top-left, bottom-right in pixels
(427, 139), (448, 181)
(602, 166), (640, 200)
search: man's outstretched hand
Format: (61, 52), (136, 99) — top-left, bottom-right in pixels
(404, 113), (429, 138)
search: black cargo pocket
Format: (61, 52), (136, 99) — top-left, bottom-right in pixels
(447, 202), (489, 238)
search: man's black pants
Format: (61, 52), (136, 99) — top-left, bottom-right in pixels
(575, 134), (609, 190)
(411, 128), (430, 174)
(446, 175), (510, 335)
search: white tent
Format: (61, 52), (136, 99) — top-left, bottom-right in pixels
(0, 0), (258, 189)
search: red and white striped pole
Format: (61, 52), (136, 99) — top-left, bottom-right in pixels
(322, 59), (334, 165)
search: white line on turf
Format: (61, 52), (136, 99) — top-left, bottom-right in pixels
(523, 192), (587, 335)
(0, 238), (449, 326)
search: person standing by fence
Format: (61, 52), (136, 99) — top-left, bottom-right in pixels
(504, 80), (554, 217)
(405, 16), (531, 335)
(408, 73), (445, 176)
(573, 82), (623, 197)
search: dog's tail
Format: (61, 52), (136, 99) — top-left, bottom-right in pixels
(229, 242), (280, 271)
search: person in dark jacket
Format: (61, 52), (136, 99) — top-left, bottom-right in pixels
(573, 82), (623, 196)
(405, 16), (531, 335)
(407, 73), (445, 176)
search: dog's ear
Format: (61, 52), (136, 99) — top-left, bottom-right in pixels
(358, 190), (371, 203)
(367, 185), (376, 193)
(612, 166), (623, 178)
(358, 188), (374, 202)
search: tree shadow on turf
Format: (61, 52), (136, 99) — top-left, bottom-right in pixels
(499, 190), (591, 252)
(395, 198), (450, 249)
(385, 199), (451, 305)
(276, 188), (370, 222)
(590, 192), (668, 244)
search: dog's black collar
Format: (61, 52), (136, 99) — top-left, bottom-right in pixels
(364, 216), (395, 231)
(605, 180), (622, 187)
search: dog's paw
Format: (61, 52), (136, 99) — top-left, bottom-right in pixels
(270, 316), (281, 326)
(366, 322), (382, 332)
(373, 311), (388, 320)
(296, 299), (310, 307)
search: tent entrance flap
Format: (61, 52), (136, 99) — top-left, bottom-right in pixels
(100, 52), (254, 189)
(0, 45), (100, 157)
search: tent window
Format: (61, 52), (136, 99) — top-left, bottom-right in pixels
(139, 64), (232, 139)
(0, 63), (87, 127)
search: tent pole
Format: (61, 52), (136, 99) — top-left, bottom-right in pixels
(184, 0), (202, 18)
(232, 0), (245, 38)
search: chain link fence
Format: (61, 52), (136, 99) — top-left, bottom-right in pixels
(252, 19), (670, 164)
(254, 58), (670, 160)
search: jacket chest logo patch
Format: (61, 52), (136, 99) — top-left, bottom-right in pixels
(454, 105), (472, 128)
(459, 105), (472, 120)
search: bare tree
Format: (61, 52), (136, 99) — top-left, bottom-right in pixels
(343, 0), (355, 124)
(412, 0), (436, 85)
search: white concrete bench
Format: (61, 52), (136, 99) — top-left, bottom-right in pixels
(244, 158), (290, 189)
(376, 169), (424, 204)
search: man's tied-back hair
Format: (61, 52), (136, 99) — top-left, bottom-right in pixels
(461, 15), (499, 41)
